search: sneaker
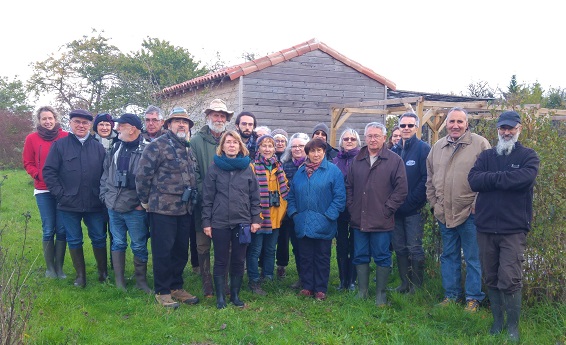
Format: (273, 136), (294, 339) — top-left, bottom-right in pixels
(464, 299), (480, 312)
(155, 294), (180, 309)
(314, 292), (327, 301)
(298, 289), (313, 297)
(437, 297), (457, 307)
(277, 266), (286, 279)
(171, 289), (199, 305)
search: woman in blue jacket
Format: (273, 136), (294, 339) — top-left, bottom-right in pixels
(286, 138), (346, 301)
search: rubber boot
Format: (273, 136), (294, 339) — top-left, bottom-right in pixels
(230, 275), (245, 307)
(133, 257), (152, 294)
(505, 290), (522, 342)
(69, 247), (86, 288)
(111, 251), (126, 291)
(199, 253), (214, 297)
(409, 258), (425, 294)
(54, 240), (67, 279)
(42, 240), (57, 278)
(92, 246), (108, 282)
(393, 254), (410, 293)
(376, 266), (390, 306)
(356, 264), (370, 299)
(347, 258), (357, 291)
(214, 275), (227, 309)
(488, 288), (504, 335)
(336, 257), (348, 290)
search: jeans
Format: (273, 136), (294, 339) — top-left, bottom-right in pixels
(439, 215), (485, 301)
(212, 227), (248, 277)
(352, 229), (392, 267)
(247, 229), (279, 281)
(108, 209), (149, 261)
(35, 192), (66, 242)
(298, 237), (332, 293)
(59, 210), (106, 249)
(392, 212), (425, 261)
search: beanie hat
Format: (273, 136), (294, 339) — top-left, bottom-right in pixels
(256, 135), (275, 149)
(271, 129), (289, 141)
(312, 123), (330, 138)
(93, 113), (114, 133)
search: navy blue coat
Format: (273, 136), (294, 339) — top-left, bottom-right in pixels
(468, 142), (539, 234)
(392, 135), (430, 217)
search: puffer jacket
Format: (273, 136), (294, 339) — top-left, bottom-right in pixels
(136, 131), (200, 216)
(100, 135), (148, 213)
(22, 129), (68, 190)
(286, 159), (346, 240)
(426, 130), (491, 228)
(42, 133), (105, 212)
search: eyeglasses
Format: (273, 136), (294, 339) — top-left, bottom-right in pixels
(275, 140), (287, 144)
(365, 134), (383, 140)
(399, 124), (416, 129)
(239, 121), (254, 127)
(71, 119), (90, 126)
(498, 125), (520, 132)
(291, 145), (305, 150)
(343, 137), (357, 142)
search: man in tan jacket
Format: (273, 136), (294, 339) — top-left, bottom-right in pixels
(426, 107), (490, 312)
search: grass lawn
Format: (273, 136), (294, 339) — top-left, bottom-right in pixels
(1, 169), (565, 345)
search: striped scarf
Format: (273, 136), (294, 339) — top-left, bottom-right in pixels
(254, 154), (289, 232)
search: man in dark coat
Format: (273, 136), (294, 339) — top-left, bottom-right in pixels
(468, 111), (539, 342)
(43, 109), (107, 288)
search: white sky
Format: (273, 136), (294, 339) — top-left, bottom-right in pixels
(2, 0), (563, 97)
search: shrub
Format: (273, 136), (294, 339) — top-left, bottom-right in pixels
(0, 110), (33, 170)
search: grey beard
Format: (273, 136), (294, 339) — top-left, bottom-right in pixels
(207, 119), (227, 134)
(176, 132), (187, 139)
(496, 133), (519, 156)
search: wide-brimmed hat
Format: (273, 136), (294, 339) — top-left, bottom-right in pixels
(164, 106), (194, 129)
(204, 99), (234, 122)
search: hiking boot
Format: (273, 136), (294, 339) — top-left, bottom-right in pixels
(314, 292), (327, 301)
(249, 280), (267, 296)
(155, 294), (179, 309)
(464, 299), (480, 312)
(437, 297), (458, 307)
(277, 266), (286, 279)
(171, 289), (199, 305)
(298, 289), (313, 297)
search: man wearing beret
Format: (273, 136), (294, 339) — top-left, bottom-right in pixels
(43, 109), (108, 288)
(468, 111), (539, 342)
(100, 113), (151, 293)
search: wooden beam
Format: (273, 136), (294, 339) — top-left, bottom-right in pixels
(404, 103), (415, 113)
(329, 108), (341, 145)
(335, 112), (355, 131)
(416, 100), (424, 139)
(422, 101), (490, 109)
(334, 96), (423, 108)
(343, 108), (389, 115)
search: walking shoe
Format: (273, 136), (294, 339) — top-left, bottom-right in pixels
(171, 289), (199, 305)
(437, 297), (457, 307)
(155, 294), (179, 309)
(298, 289), (313, 297)
(249, 280), (267, 296)
(277, 266), (286, 279)
(314, 292), (327, 301)
(464, 299), (480, 312)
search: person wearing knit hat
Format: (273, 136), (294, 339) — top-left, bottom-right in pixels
(271, 129), (288, 161)
(93, 113), (118, 152)
(312, 123), (339, 161)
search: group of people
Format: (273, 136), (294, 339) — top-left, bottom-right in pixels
(23, 100), (537, 342)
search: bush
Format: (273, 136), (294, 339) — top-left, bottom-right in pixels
(0, 110), (33, 170)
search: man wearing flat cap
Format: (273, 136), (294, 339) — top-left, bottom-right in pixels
(43, 109), (107, 288)
(190, 98), (234, 297)
(100, 113), (151, 293)
(136, 106), (200, 308)
(468, 111), (539, 342)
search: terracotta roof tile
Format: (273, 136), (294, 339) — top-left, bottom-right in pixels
(161, 38), (396, 97)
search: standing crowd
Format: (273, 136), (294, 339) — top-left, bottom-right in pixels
(23, 101), (538, 342)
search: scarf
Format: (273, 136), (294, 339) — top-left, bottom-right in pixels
(254, 154), (289, 231)
(36, 123), (61, 141)
(214, 153), (251, 171)
(305, 158), (322, 178)
(293, 156), (306, 167)
(334, 147), (360, 176)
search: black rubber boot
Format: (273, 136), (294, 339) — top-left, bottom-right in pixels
(356, 264), (370, 299)
(133, 256), (152, 294)
(336, 258), (348, 290)
(230, 275), (245, 307)
(54, 240), (67, 279)
(42, 240), (57, 278)
(214, 275), (227, 309)
(393, 254), (410, 293)
(376, 266), (390, 306)
(505, 290), (522, 342)
(92, 246), (108, 282)
(111, 251), (126, 291)
(69, 247), (86, 288)
(488, 288), (504, 335)
(409, 258), (425, 294)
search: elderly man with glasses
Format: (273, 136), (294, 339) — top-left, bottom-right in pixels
(142, 105), (165, 142)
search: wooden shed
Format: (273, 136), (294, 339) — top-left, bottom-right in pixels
(160, 38), (396, 145)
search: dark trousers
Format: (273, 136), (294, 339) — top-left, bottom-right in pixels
(276, 216), (291, 267)
(477, 231), (526, 294)
(288, 218), (302, 276)
(298, 237), (332, 293)
(149, 212), (191, 295)
(336, 218), (355, 262)
(189, 216), (199, 268)
(211, 227), (247, 277)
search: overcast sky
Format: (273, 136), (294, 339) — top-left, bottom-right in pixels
(3, 0), (562, 97)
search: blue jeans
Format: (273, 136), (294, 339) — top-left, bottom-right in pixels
(392, 212), (425, 261)
(247, 229), (279, 281)
(352, 229), (392, 268)
(59, 210), (106, 249)
(439, 215), (485, 301)
(108, 209), (149, 261)
(35, 192), (66, 242)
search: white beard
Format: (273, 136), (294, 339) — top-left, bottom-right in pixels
(207, 118), (227, 134)
(176, 132), (187, 139)
(496, 132), (519, 156)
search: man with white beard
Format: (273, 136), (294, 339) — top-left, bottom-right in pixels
(190, 99), (234, 297)
(468, 111), (539, 342)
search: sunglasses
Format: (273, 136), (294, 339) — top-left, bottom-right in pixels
(343, 137), (357, 142)
(399, 124), (416, 129)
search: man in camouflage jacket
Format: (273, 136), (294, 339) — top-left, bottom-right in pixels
(135, 107), (201, 309)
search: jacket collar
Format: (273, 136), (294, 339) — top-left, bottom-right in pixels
(198, 125), (223, 145)
(441, 130), (472, 148)
(355, 145), (391, 161)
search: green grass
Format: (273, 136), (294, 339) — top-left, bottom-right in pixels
(1, 169), (565, 345)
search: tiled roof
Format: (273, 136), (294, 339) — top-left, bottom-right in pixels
(161, 38), (396, 97)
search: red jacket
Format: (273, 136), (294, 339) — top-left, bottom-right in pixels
(22, 129), (68, 190)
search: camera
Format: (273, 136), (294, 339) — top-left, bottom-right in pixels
(269, 191), (281, 207)
(115, 170), (128, 188)
(182, 187), (199, 204)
